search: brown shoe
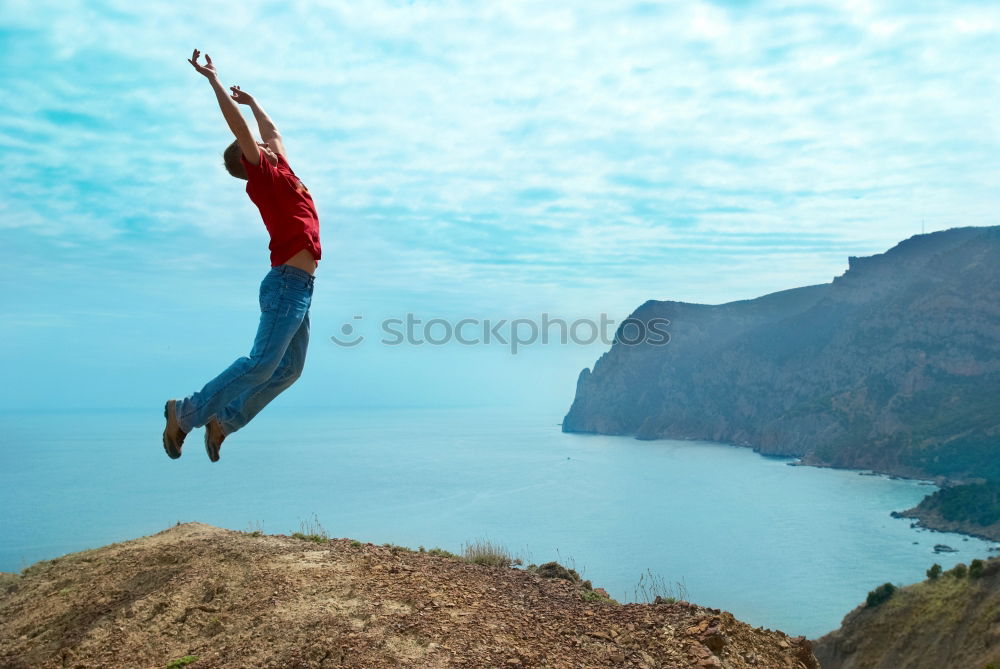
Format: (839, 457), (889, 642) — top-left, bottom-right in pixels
(162, 399), (187, 459)
(205, 417), (226, 463)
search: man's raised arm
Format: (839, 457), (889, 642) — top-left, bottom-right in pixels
(187, 49), (260, 165)
(229, 85), (287, 160)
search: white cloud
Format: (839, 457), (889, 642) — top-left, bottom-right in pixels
(1, 0), (998, 318)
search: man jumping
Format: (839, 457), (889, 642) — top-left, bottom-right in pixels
(162, 49), (322, 462)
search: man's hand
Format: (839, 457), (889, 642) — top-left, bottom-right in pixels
(188, 49), (217, 79)
(187, 48), (258, 165)
(232, 86), (287, 160)
(229, 85), (255, 105)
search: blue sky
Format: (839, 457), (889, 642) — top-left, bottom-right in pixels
(2, 0), (999, 412)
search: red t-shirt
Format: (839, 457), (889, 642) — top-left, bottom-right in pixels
(240, 148), (322, 267)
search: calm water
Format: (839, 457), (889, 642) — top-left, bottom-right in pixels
(1, 406), (995, 638)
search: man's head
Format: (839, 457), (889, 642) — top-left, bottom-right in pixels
(223, 139), (279, 180)
(223, 140), (248, 180)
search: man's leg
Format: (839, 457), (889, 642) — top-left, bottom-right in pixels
(216, 311), (310, 435)
(173, 268), (310, 434)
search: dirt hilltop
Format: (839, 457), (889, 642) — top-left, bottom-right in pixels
(0, 523), (817, 668)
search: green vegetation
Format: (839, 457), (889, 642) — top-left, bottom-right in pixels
(165, 656), (198, 668)
(525, 560), (619, 604)
(526, 561), (584, 583)
(969, 559), (985, 579)
(927, 563), (942, 580)
(866, 582), (897, 608)
(291, 532), (327, 543)
(461, 539), (521, 568)
(913, 481), (1000, 527)
(291, 514), (329, 543)
(426, 547), (459, 559)
(897, 375), (1000, 481)
(949, 563), (968, 579)
(350, 540), (363, 548)
(243, 521), (264, 537)
(581, 589), (617, 604)
(204, 616), (224, 636)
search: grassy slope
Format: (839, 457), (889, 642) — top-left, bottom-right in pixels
(814, 559), (1000, 669)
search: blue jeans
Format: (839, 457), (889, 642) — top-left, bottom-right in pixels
(176, 264), (314, 435)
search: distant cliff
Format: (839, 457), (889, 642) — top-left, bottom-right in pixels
(813, 557), (1000, 669)
(564, 226), (1000, 482)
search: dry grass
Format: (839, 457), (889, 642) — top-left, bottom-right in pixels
(461, 538), (521, 568)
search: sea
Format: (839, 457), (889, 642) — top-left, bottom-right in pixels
(1, 405), (995, 639)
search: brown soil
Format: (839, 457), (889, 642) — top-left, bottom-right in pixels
(0, 523), (817, 668)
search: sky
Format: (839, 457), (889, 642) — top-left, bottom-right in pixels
(1, 0), (999, 413)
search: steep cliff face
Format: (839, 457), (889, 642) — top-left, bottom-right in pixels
(563, 226), (1000, 481)
(813, 558), (1000, 669)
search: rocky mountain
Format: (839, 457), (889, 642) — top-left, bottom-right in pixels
(813, 556), (1000, 668)
(0, 523), (818, 668)
(564, 226), (1000, 482)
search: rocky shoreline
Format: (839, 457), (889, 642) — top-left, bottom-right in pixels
(788, 454), (1000, 544)
(891, 505), (1000, 543)
(709, 441), (1000, 546)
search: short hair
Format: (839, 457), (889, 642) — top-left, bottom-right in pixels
(223, 140), (248, 180)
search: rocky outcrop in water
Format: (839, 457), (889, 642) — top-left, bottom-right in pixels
(563, 226), (1000, 482)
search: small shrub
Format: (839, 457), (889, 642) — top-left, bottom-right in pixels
(530, 561), (584, 583)
(204, 616), (224, 636)
(633, 569), (688, 604)
(581, 589), (617, 604)
(461, 539), (518, 568)
(427, 547), (459, 559)
(866, 582), (896, 608)
(969, 559), (984, 578)
(926, 563), (942, 580)
(350, 540), (363, 548)
(165, 656), (198, 669)
(291, 532), (327, 543)
(949, 563), (968, 579)
(292, 514), (329, 543)
(244, 520), (264, 537)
